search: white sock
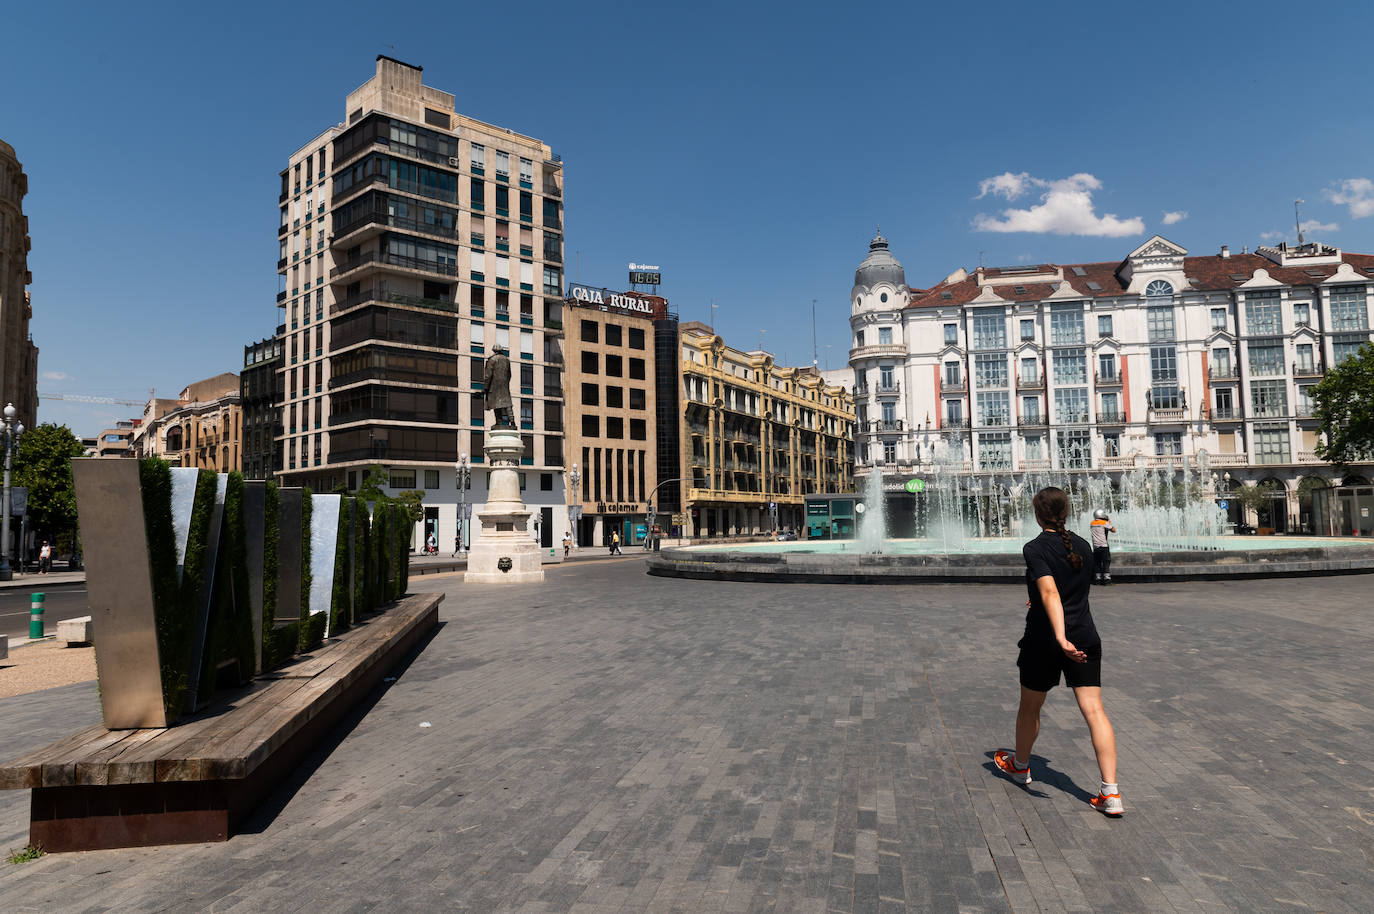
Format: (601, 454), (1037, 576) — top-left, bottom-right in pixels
(1101, 781), (1118, 796)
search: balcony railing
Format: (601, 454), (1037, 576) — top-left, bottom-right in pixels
(867, 419), (903, 434)
(330, 286), (459, 315)
(1096, 411), (1126, 424)
(849, 343), (907, 361)
(941, 377), (967, 393)
(333, 207), (460, 242)
(1019, 415), (1047, 428)
(1094, 370), (1121, 386)
(1208, 367), (1239, 382)
(1211, 406), (1241, 421)
(875, 382), (900, 396)
(1298, 449), (1323, 463)
(1020, 458), (1052, 471)
(1292, 360), (1325, 378)
(1208, 453), (1250, 467)
(330, 250), (460, 279)
(1016, 373), (1044, 390)
(942, 418), (969, 430)
(1148, 407), (1187, 423)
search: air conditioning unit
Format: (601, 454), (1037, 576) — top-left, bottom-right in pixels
(449, 157), (460, 167)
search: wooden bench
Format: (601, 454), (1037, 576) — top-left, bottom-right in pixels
(0, 592), (442, 851)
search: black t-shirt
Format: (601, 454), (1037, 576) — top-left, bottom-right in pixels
(1022, 530), (1099, 648)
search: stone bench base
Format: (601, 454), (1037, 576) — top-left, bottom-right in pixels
(2, 593), (441, 852)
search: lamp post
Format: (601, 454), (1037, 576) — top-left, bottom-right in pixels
(455, 452), (470, 554)
(0, 404), (25, 581)
(567, 462), (582, 549)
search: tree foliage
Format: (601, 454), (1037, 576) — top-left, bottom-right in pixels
(1313, 343), (1374, 466)
(13, 423), (85, 546)
(1234, 481), (1283, 515)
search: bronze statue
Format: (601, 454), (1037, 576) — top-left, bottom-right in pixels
(483, 348), (515, 428)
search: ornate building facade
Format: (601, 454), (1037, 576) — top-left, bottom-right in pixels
(0, 140), (39, 426)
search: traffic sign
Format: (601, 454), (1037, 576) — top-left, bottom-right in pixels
(904, 478), (926, 494)
(1218, 500), (1228, 510)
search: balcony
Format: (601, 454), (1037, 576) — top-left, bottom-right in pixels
(1016, 373), (1044, 390)
(1019, 414), (1048, 428)
(329, 250), (460, 280)
(1208, 452), (1250, 467)
(1211, 406), (1242, 422)
(543, 182), (562, 198)
(330, 287), (459, 315)
(849, 343), (907, 361)
(875, 382), (900, 397)
(1148, 407), (1187, 423)
(1094, 370), (1122, 387)
(1297, 450), (1324, 463)
(941, 418), (969, 431)
(940, 377), (967, 393)
(1208, 367), (1239, 383)
(1292, 360), (1325, 379)
(332, 206), (461, 244)
(1020, 458), (1052, 472)
(1096, 411), (1126, 425)
(866, 419), (904, 434)
(276, 290), (288, 304)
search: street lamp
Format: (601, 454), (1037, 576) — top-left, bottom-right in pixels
(0, 404), (25, 581)
(454, 451), (471, 554)
(567, 462), (582, 548)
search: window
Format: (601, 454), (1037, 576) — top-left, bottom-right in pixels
(1054, 387), (1089, 424)
(1248, 341), (1284, 376)
(1255, 428), (1291, 464)
(1211, 307), (1227, 332)
(606, 385), (623, 408)
(494, 149), (510, 179)
(1295, 343), (1315, 373)
(543, 266), (562, 296)
(540, 472), (553, 491)
(1145, 279), (1173, 298)
(1329, 286), (1368, 330)
(1021, 396), (1041, 422)
(519, 158), (534, 185)
(1211, 347), (1232, 376)
(1052, 349), (1087, 385)
(389, 469), (416, 488)
(1025, 435), (1044, 460)
(1099, 392), (1119, 419)
(1294, 303), (1310, 328)
(971, 312), (1006, 350)
(945, 400), (963, 425)
(1245, 291), (1281, 335)
(944, 362), (962, 386)
(1057, 429), (1092, 468)
(606, 417), (624, 439)
(1097, 314), (1113, 338)
(974, 353), (1008, 388)
(878, 327), (893, 345)
(470, 143), (485, 171)
(978, 433), (1012, 469)
(881, 401), (896, 423)
(943, 323), (958, 345)
(1251, 380), (1288, 418)
(1146, 305), (1176, 342)
(630, 418), (647, 440)
(629, 358), (646, 380)
(1297, 385), (1316, 416)
(1050, 307), (1085, 345)
(605, 323), (622, 346)
(882, 441), (897, 463)
(580, 319), (598, 343)
(1020, 319), (1035, 341)
(879, 365), (895, 389)
(1097, 353), (1116, 380)
(628, 327), (645, 349)
(1019, 357), (1037, 384)
(581, 351), (597, 374)
(1334, 335), (1371, 363)
(1214, 388), (1233, 416)
(976, 391), (1010, 426)
(855, 329), (865, 347)
(581, 383), (598, 406)
(1154, 432), (1182, 456)
(581, 415), (599, 437)
(606, 354), (623, 377)
(424, 470), (440, 489)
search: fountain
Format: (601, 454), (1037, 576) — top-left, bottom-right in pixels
(648, 451), (1374, 583)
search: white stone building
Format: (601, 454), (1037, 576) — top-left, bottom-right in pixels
(848, 233), (1374, 532)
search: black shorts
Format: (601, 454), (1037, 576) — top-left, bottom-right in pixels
(1017, 638), (1102, 691)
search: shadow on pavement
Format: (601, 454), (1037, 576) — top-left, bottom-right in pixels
(981, 749), (1095, 803)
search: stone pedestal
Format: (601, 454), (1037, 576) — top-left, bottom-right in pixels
(464, 428), (545, 584)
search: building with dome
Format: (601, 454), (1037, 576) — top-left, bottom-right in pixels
(847, 233), (1374, 535)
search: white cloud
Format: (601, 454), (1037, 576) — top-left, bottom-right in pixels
(1161, 210), (1188, 225)
(973, 172), (1145, 237)
(41, 370), (70, 381)
(1260, 230), (1285, 242)
(1324, 178), (1374, 219)
(1300, 219), (1339, 235)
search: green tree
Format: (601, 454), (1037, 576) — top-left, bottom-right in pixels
(1313, 342), (1374, 466)
(13, 423), (85, 551)
(1234, 481), (1283, 525)
(349, 464), (423, 523)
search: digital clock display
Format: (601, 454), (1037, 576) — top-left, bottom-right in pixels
(629, 270), (661, 286)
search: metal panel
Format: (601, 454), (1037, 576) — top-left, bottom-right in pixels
(169, 468), (201, 580)
(309, 494), (341, 636)
(276, 488), (303, 628)
(242, 481), (266, 674)
(70, 459), (168, 729)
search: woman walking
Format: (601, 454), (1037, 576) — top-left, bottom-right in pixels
(993, 486), (1123, 817)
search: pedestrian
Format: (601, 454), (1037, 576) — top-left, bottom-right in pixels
(993, 486), (1123, 818)
(1090, 509), (1116, 585)
(454, 532), (461, 557)
(563, 532), (571, 558)
(39, 540), (51, 574)
(610, 530), (621, 555)
(426, 531), (437, 555)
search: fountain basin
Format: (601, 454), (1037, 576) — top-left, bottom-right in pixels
(646, 537), (1374, 584)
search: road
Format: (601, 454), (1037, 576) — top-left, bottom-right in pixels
(1, 588), (88, 642)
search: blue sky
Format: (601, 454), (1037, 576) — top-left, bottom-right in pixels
(6, 0), (1374, 436)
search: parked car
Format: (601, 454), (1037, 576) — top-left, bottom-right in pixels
(777, 528), (798, 541)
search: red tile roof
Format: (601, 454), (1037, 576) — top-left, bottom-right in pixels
(906, 252), (1374, 309)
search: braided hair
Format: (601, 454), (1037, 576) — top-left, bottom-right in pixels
(1032, 486), (1082, 569)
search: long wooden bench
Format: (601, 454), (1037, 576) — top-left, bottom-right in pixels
(0, 592), (442, 851)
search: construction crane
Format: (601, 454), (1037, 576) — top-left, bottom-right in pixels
(40, 392), (149, 408)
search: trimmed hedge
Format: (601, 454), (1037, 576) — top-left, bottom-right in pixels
(261, 481), (298, 671)
(330, 497), (352, 635)
(198, 472), (254, 700)
(371, 501), (389, 607)
(351, 497), (366, 617)
(298, 488), (326, 651)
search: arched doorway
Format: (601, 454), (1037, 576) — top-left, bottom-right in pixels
(1296, 476), (1329, 533)
(1256, 476), (1289, 533)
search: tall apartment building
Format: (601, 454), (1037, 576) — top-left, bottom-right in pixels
(0, 140), (39, 427)
(680, 322), (855, 537)
(849, 233), (1374, 533)
(270, 56), (566, 549)
(242, 337), (283, 481)
(563, 284), (673, 546)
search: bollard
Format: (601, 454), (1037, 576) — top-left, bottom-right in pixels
(30, 592), (46, 639)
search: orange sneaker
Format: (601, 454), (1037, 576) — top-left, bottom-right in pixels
(993, 750), (1031, 785)
(1090, 792), (1124, 816)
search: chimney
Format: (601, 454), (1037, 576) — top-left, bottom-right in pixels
(1220, 245), (1230, 259)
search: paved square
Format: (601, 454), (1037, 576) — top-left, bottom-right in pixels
(2, 559), (1371, 912)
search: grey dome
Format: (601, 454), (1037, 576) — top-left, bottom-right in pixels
(854, 232), (906, 290)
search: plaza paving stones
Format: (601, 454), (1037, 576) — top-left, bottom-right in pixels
(1, 562), (1372, 913)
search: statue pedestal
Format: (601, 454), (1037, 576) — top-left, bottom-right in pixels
(464, 428), (544, 584)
